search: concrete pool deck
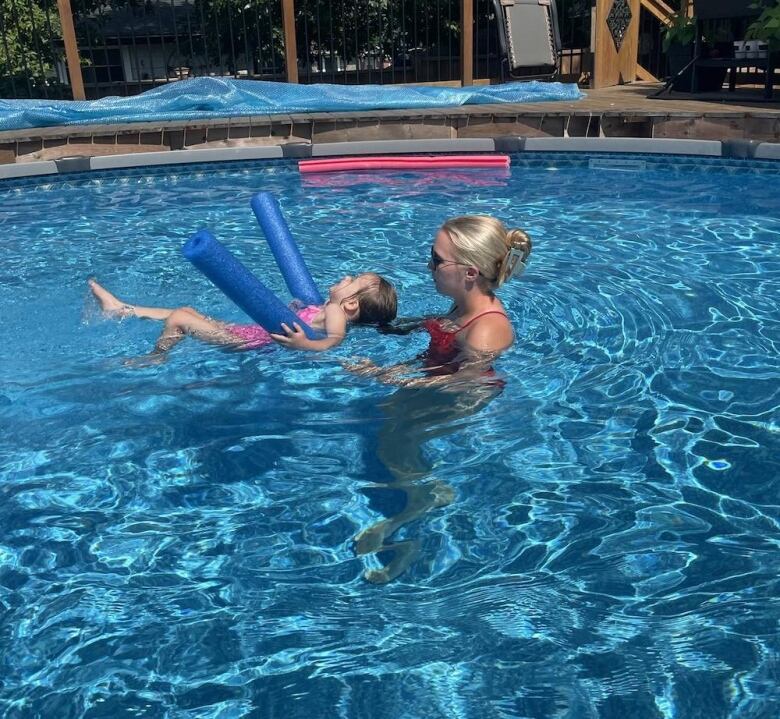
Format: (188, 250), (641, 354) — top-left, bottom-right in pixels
(1, 82), (778, 174)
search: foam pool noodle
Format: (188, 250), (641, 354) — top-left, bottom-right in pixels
(182, 229), (324, 340)
(250, 192), (324, 307)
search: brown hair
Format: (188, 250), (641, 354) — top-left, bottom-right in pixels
(351, 274), (398, 325)
(442, 216), (532, 289)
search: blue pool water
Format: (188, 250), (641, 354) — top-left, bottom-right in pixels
(0, 154), (778, 718)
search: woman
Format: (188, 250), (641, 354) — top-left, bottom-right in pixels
(350, 215), (533, 582)
(352, 214), (532, 385)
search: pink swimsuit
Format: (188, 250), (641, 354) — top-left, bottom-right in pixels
(226, 305), (321, 349)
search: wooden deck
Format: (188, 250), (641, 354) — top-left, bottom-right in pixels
(2, 82), (779, 164)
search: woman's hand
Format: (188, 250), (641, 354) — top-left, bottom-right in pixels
(343, 358), (438, 386)
(342, 357), (385, 377)
(270, 322), (309, 350)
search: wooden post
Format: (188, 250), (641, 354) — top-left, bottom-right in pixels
(461, 0), (473, 86)
(56, 0), (85, 100)
(281, 0), (298, 83)
(592, 0), (640, 89)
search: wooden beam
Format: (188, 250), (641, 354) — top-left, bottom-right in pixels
(640, 0), (675, 26)
(461, 0), (473, 86)
(281, 0), (298, 84)
(56, 0), (85, 100)
(636, 63), (659, 82)
(593, 0), (640, 89)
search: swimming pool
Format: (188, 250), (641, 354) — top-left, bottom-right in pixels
(1, 154), (778, 717)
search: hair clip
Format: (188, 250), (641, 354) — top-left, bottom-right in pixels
(505, 246), (527, 280)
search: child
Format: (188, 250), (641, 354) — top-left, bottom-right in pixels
(88, 273), (397, 359)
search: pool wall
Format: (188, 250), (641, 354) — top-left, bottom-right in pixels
(0, 136), (778, 181)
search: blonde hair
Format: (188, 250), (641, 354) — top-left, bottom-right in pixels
(441, 216), (532, 289)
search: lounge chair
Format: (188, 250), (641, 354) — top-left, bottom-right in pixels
(492, 0), (561, 80)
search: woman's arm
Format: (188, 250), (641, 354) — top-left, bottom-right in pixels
(345, 349), (500, 389)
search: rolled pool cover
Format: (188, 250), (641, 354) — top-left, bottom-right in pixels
(250, 192), (324, 307)
(182, 229), (324, 340)
(298, 155), (511, 173)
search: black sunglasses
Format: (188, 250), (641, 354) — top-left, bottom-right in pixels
(429, 247), (470, 271)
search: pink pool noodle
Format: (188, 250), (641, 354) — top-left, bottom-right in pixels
(299, 155), (510, 173)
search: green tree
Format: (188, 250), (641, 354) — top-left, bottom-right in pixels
(0, 0), (116, 98)
(192, 0), (462, 79)
(0, 0), (63, 97)
(192, 0), (285, 75)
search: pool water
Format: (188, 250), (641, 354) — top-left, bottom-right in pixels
(0, 154), (778, 718)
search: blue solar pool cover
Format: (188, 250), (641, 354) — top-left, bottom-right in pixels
(0, 77), (582, 131)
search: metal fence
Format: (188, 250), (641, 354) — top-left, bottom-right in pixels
(295, 0), (463, 84)
(637, 0), (688, 81)
(0, 0), (594, 100)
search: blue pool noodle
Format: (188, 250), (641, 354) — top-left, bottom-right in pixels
(182, 230), (323, 340)
(250, 192), (324, 306)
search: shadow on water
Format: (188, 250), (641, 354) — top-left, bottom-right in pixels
(353, 380), (504, 583)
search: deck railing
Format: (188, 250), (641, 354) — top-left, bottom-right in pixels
(1, 0), (595, 101)
(638, 0), (688, 82)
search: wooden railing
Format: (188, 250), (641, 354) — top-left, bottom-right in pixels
(636, 0), (681, 82)
(640, 0), (676, 26)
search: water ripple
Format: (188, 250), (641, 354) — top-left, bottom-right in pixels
(0, 155), (778, 717)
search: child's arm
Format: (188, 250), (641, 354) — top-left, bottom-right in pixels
(270, 303), (347, 352)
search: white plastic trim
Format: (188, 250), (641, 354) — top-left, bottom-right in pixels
(312, 139), (496, 157)
(0, 161), (58, 179)
(90, 146), (284, 170)
(755, 142), (780, 160)
(522, 137), (722, 156)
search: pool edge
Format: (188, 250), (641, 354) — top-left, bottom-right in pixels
(1, 137), (779, 181)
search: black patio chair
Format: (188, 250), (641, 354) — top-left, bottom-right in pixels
(492, 0), (561, 81)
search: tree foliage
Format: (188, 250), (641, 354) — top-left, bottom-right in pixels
(0, 0), (113, 96)
(746, 0), (780, 51)
(191, 0), (462, 75)
(0, 0), (62, 95)
(2, 0), (586, 97)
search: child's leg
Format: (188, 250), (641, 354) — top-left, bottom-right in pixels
(89, 279), (176, 321)
(152, 307), (235, 354)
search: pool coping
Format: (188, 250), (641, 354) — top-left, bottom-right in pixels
(1, 136), (778, 179)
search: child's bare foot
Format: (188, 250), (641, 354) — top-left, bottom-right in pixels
(88, 279), (132, 318)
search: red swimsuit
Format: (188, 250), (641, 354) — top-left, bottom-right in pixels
(422, 310), (509, 375)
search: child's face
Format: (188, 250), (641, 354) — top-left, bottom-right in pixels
(328, 273), (376, 304)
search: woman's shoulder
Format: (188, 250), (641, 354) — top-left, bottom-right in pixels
(460, 309), (514, 353)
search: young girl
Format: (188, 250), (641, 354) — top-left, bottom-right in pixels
(89, 272), (397, 359)
(349, 214), (532, 386)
